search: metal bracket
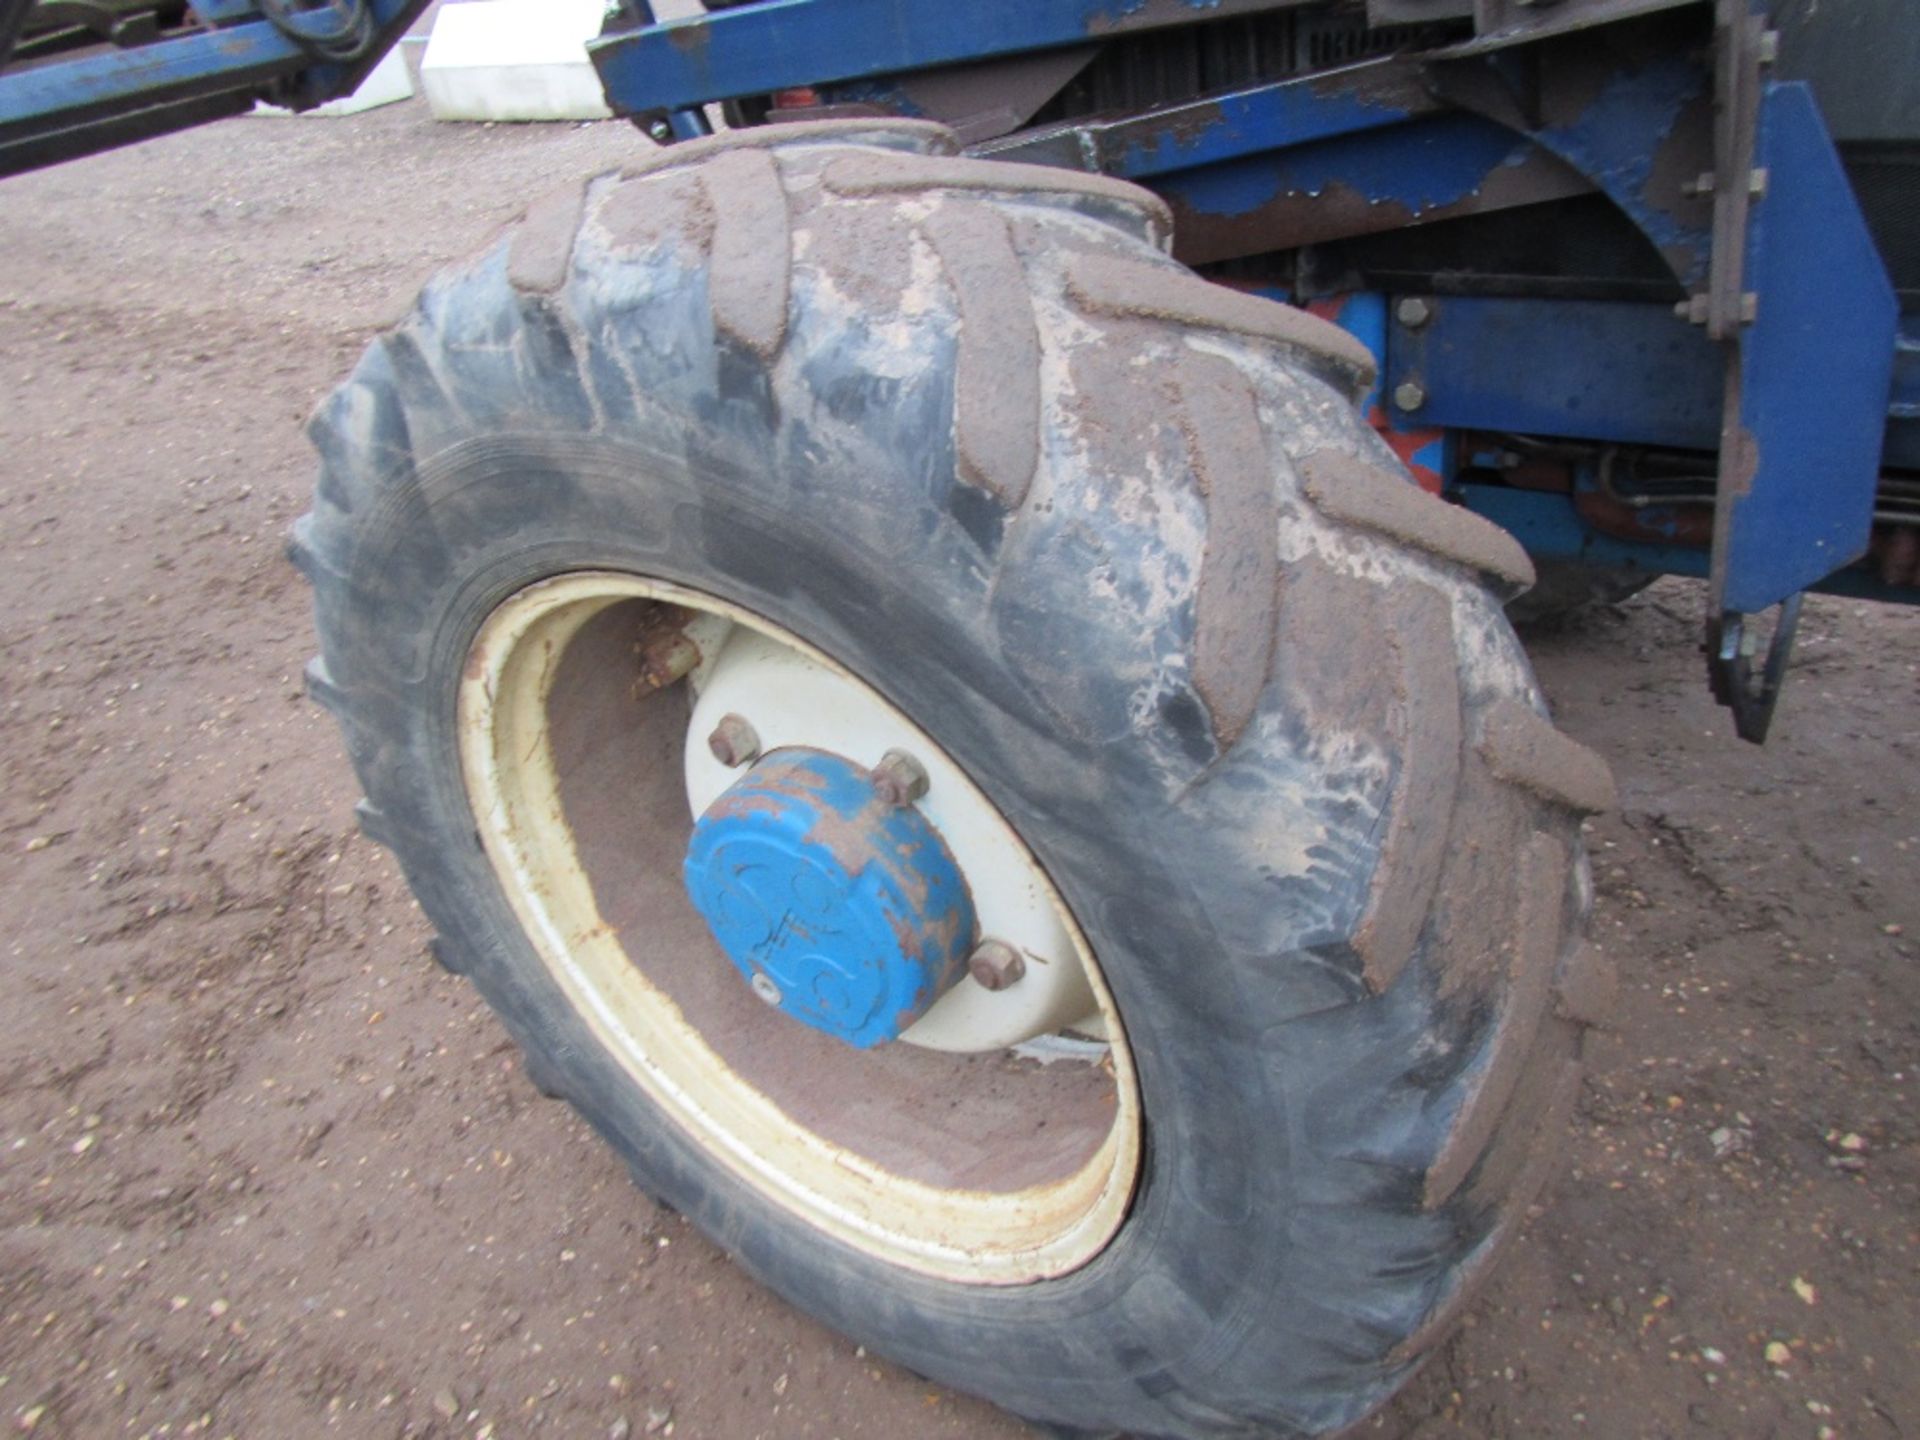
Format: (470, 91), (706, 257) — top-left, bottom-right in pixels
(1698, 2), (1896, 743)
(1706, 594), (1801, 743)
(607, 0), (711, 141)
(1699, 3), (1765, 728)
(1697, 0), (1768, 342)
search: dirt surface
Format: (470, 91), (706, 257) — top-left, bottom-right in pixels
(1, 100), (1915, 1440)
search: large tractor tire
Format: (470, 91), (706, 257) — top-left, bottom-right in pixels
(291, 120), (1617, 1439)
(1506, 559), (1653, 627)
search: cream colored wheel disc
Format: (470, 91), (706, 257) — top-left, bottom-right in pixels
(456, 572), (1141, 1283)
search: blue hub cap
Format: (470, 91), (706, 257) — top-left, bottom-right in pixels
(682, 747), (978, 1049)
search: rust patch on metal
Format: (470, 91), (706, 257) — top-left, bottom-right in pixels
(1164, 149), (1594, 268)
(1639, 91), (1716, 283)
(1307, 56), (1443, 116)
(1719, 418), (1760, 503)
(894, 46), (1099, 147)
(665, 19), (710, 55)
(1081, 0), (1281, 36)
(531, 601), (1123, 1202)
(630, 602), (701, 695)
(1131, 97), (1227, 157)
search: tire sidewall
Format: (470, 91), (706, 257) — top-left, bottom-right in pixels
(316, 424), (1348, 1437)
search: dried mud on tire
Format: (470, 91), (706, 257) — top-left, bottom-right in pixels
(0, 101), (1916, 1440)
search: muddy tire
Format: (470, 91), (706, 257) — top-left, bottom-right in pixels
(291, 120), (1616, 1439)
(1506, 559), (1653, 627)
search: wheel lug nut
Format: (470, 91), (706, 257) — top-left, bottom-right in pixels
(967, 939), (1026, 992)
(870, 748), (929, 806)
(707, 713), (761, 767)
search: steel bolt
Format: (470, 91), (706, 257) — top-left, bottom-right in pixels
(1392, 380), (1427, 413)
(1674, 294), (1711, 326)
(1395, 296), (1432, 329)
(967, 939), (1026, 992)
(707, 713), (761, 768)
(870, 749), (930, 807)
(646, 118), (673, 143)
(632, 609), (703, 695)
(750, 972), (782, 1007)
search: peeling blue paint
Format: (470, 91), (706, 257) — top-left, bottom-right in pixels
(1153, 115), (1539, 224)
(1533, 54), (1709, 281)
(684, 747), (977, 1050)
(1113, 75), (1418, 178)
(594, 0), (1284, 112)
(1089, 0), (1233, 26)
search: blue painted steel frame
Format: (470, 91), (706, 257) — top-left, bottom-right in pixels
(1387, 296), (1726, 451)
(1463, 484), (1711, 577)
(15, 0), (1893, 616)
(1093, 46), (1714, 276)
(1107, 73), (1423, 179)
(1146, 110), (1590, 260)
(572, 1), (1911, 617)
(0, 0), (424, 158)
(589, 0), (1287, 115)
(0, 21), (313, 123)
(1716, 82), (1897, 614)
(1529, 51), (1714, 288)
(1388, 268), (1915, 478)
(1463, 484), (1916, 605)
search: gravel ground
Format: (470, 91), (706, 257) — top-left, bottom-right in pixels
(1, 98), (1916, 1440)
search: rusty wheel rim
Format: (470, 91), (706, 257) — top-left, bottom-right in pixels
(456, 572), (1142, 1283)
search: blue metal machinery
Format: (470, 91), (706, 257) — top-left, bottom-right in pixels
(3, 0), (1915, 740)
(0, 1), (429, 172)
(683, 748), (978, 1049)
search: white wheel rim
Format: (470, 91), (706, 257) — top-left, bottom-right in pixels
(457, 572), (1141, 1283)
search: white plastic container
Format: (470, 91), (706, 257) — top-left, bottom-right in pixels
(420, 0), (615, 123)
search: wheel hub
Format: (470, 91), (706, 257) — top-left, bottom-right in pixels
(683, 747), (978, 1049)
